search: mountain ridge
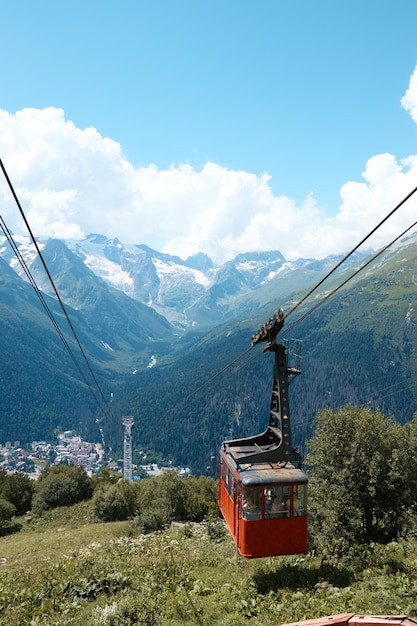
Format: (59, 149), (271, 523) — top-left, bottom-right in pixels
(0, 231), (370, 333)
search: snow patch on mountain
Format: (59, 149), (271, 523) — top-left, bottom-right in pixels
(83, 252), (135, 295)
(0, 234), (44, 279)
(236, 259), (273, 272)
(263, 261), (295, 282)
(147, 355), (157, 368)
(153, 258), (213, 287)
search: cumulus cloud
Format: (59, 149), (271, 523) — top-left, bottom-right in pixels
(1, 70), (417, 266)
(300, 152), (417, 259)
(401, 63), (417, 123)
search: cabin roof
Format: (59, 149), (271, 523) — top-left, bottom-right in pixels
(221, 450), (307, 486)
(239, 465), (308, 486)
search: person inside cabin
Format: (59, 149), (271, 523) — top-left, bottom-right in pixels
(242, 488), (261, 520)
(271, 496), (283, 513)
(264, 490), (272, 511)
(264, 486), (290, 518)
(265, 495), (284, 518)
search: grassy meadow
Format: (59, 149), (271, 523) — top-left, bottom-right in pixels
(1, 502), (417, 625)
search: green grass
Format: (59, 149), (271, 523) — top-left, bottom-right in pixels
(0, 503), (129, 573)
(1, 504), (417, 625)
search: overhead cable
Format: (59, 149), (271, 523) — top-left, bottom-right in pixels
(282, 212), (417, 338)
(0, 216), (113, 421)
(284, 184), (417, 321)
(0, 159), (113, 421)
(176, 184), (417, 404)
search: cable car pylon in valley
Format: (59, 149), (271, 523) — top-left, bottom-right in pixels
(218, 308), (309, 558)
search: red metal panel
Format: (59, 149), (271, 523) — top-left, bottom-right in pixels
(283, 615), (353, 626)
(282, 616), (417, 626)
(349, 618), (417, 626)
(238, 515), (308, 558)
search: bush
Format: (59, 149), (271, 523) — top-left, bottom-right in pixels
(306, 406), (417, 554)
(92, 481), (137, 522)
(32, 474), (78, 512)
(136, 472), (219, 525)
(1, 472), (34, 516)
(136, 508), (172, 534)
(206, 517), (227, 543)
(95, 591), (161, 625)
(0, 497), (16, 525)
(183, 475), (219, 521)
(92, 467), (119, 490)
(136, 471), (187, 523)
(32, 464), (93, 513)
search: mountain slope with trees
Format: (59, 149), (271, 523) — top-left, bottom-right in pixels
(1, 233), (417, 472)
(112, 235), (417, 473)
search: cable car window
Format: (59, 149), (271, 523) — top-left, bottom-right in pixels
(293, 484), (307, 517)
(228, 468), (234, 499)
(264, 486), (290, 518)
(242, 487), (261, 520)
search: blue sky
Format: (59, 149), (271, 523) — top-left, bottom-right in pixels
(1, 1), (417, 263)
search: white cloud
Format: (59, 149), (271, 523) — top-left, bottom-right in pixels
(1, 83), (417, 265)
(300, 153), (417, 260)
(401, 63), (417, 123)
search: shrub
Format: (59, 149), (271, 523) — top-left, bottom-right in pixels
(0, 497), (16, 525)
(32, 474), (78, 512)
(32, 464), (93, 513)
(136, 471), (187, 524)
(92, 467), (119, 490)
(183, 475), (219, 521)
(95, 591), (161, 625)
(206, 517), (227, 543)
(306, 406), (417, 554)
(136, 471), (219, 526)
(1, 472), (34, 516)
(136, 508), (172, 534)
(93, 482), (137, 522)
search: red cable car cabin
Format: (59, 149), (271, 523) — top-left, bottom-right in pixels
(219, 445), (308, 558)
(218, 309), (309, 558)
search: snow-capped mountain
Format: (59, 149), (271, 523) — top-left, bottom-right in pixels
(0, 232), (288, 329)
(63, 235), (290, 329)
(0, 231), (372, 333)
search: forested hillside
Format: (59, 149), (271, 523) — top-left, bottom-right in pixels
(0, 257), (102, 444)
(111, 238), (417, 473)
(1, 235), (417, 473)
